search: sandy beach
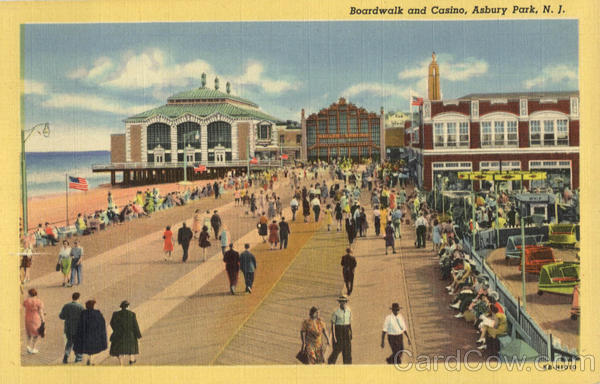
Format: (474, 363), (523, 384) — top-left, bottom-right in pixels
(27, 178), (227, 231)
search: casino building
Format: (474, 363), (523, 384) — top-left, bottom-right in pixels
(102, 74), (284, 185)
(405, 54), (580, 193)
(301, 98), (385, 162)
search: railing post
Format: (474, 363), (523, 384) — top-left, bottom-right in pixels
(548, 333), (553, 361)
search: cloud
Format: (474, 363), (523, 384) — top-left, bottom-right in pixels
(68, 49), (300, 96)
(399, 55), (488, 82)
(342, 82), (410, 99)
(24, 79), (46, 95)
(42, 93), (155, 116)
(523, 64), (578, 89)
(233, 61), (300, 94)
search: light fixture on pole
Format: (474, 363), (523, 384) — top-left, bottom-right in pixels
(21, 123), (50, 238)
(182, 130), (200, 184)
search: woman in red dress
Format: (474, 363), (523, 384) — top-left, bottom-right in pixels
(163, 226), (173, 261)
(23, 288), (45, 354)
(268, 220), (279, 250)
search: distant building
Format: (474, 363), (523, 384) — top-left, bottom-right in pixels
(301, 97), (385, 163)
(104, 73), (284, 184)
(276, 120), (302, 161)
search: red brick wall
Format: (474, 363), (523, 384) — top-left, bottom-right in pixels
(528, 99), (570, 114)
(518, 121), (529, 148)
(470, 122), (480, 149)
(423, 124), (433, 150)
(569, 120), (579, 147)
(479, 100), (519, 116)
(430, 101), (470, 117)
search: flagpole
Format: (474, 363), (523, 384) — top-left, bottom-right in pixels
(65, 174), (69, 225)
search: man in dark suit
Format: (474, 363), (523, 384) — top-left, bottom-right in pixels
(239, 243), (257, 293)
(59, 292), (84, 363)
(213, 181), (220, 199)
(223, 243), (240, 295)
(210, 210), (222, 239)
(177, 222), (193, 263)
(278, 217), (291, 250)
(341, 248), (357, 295)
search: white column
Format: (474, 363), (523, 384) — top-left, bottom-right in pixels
(200, 123), (208, 163)
(231, 122), (239, 160)
(170, 123), (178, 163)
(250, 122), (256, 157)
(141, 124), (147, 163)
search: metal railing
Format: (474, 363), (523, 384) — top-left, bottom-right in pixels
(92, 160), (290, 171)
(461, 235), (578, 361)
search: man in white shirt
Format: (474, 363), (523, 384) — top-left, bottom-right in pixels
(311, 196), (321, 222)
(415, 212), (428, 248)
(381, 303), (411, 364)
(328, 295), (352, 364)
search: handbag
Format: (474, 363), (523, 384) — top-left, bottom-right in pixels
(55, 263), (60, 272)
(296, 348), (309, 364)
(38, 321), (46, 338)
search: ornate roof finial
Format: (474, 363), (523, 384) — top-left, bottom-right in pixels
(215, 77), (220, 90)
(226, 82), (231, 94)
(201, 73), (206, 88)
(432, 51), (436, 61)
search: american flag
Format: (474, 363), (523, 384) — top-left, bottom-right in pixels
(411, 96), (424, 106)
(68, 176), (88, 191)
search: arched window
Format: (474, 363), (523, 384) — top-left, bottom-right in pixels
(177, 122), (201, 149)
(207, 121), (231, 149)
(147, 123), (171, 150)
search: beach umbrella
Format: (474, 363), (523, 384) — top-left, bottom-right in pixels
(250, 157), (258, 164)
(499, 339), (539, 362)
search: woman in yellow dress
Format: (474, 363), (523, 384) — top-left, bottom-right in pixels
(380, 208), (388, 235)
(300, 307), (330, 364)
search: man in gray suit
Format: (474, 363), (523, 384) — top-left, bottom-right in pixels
(59, 292), (84, 363)
(239, 243), (257, 293)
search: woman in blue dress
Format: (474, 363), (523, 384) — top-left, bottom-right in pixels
(432, 219), (442, 252)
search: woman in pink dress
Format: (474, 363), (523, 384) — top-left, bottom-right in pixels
(23, 288), (45, 354)
(163, 226), (174, 261)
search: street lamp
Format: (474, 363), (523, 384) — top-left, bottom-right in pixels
(21, 123), (50, 237)
(181, 130), (200, 183)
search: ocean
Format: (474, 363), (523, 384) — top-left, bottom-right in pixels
(26, 151), (118, 197)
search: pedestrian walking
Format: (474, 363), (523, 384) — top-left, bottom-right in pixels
(162, 226), (173, 261)
(57, 240), (72, 287)
(290, 197), (299, 221)
(279, 217), (291, 250)
(381, 303), (411, 364)
(219, 227), (229, 256)
(74, 299), (108, 366)
(432, 219), (442, 252)
(373, 206), (381, 236)
(300, 307), (330, 364)
(23, 288), (45, 354)
(258, 213), (268, 242)
(327, 295), (352, 365)
(223, 243), (240, 295)
(177, 222), (193, 263)
(268, 220), (279, 250)
(384, 222), (396, 255)
(210, 210), (222, 239)
(345, 216), (356, 245)
(341, 248), (357, 295)
(334, 202), (343, 232)
(324, 204), (333, 231)
(109, 300), (141, 365)
(302, 197), (311, 223)
(391, 207), (403, 239)
(311, 196), (321, 222)
(239, 244), (257, 293)
(415, 212), (427, 248)
(59, 292), (83, 363)
(198, 226), (211, 262)
(20, 244), (33, 284)
(192, 209), (202, 238)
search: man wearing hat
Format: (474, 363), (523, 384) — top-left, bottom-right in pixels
(341, 248), (357, 295)
(381, 303), (411, 364)
(109, 300), (142, 365)
(327, 295), (352, 364)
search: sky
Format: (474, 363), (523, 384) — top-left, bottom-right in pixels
(23, 20), (578, 152)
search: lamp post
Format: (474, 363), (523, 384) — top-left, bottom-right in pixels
(181, 130), (200, 183)
(435, 174), (441, 212)
(442, 176), (448, 215)
(21, 123), (50, 236)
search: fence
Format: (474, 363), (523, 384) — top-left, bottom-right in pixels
(461, 235), (578, 361)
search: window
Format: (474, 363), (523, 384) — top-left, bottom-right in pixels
(147, 123), (171, 150)
(258, 124), (270, 140)
(507, 121), (518, 146)
(296, 134), (302, 144)
(280, 135), (285, 144)
(360, 119), (369, 134)
(445, 123), (456, 147)
(530, 119), (568, 146)
(207, 121), (232, 149)
(339, 112), (347, 133)
(543, 120), (554, 146)
(434, 123), (444, 147)
(481, 119), (518, 147)
(318, 120), (327, 135)
(433, 121), (469, 147)
(530, 121), (541, 145)
(481, 122), (492, 146)
(177, 122), (200, 149)
(459, 122), (469, 147)
(349, 117), (358, 134)
(371, 121), (380, 146)
(306, 122), (316, 147)
(329, 116), (337, 133)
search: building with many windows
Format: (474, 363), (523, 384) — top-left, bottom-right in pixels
(104, 74), (284, 185)
(301, 98), (385, 162)
(406, 90), (579, 192)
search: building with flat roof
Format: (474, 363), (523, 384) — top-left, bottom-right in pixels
(301, 97), (385, 163)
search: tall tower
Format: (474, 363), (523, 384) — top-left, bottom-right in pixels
(428, 52), (441, 100)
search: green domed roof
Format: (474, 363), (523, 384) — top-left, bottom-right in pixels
(167, 87), (258, 108)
